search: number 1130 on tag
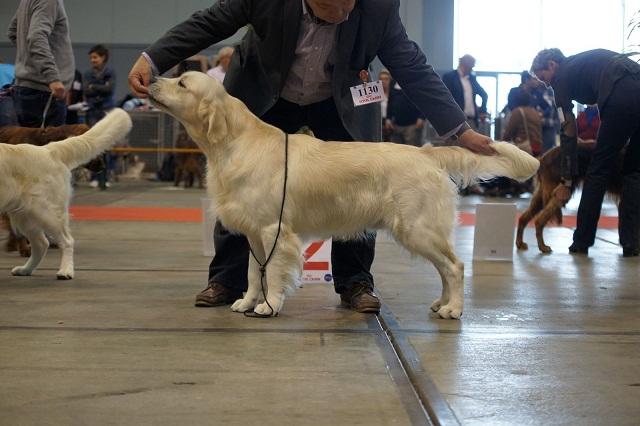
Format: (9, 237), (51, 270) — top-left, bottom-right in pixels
(350, 80), (385, 107)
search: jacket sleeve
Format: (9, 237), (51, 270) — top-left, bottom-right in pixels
(473, 77), (488, 113)
(145, 0), (252, 74)
(27, 0), (60, 84)
(7, 13), (17, 44)
(376, 1), (466, 136)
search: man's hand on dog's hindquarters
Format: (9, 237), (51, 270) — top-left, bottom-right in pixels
(459, 129), (497, 156)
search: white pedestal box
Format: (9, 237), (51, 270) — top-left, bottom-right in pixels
(472, 203), (517, 262)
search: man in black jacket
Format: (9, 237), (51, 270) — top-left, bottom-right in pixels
(386, 78), (426, 146)
(441, 54), (488, 129)
(532, 48), (640, 257)
(128, 0), (496, 313)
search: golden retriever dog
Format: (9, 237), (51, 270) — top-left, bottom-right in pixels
(148, 72), (539, 319)
(0, 123), (91, 257)
(515, 143), (623, 253)
(0, 109), (132, 279)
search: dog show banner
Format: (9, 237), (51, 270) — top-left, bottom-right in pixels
(301, 240), (333, 284)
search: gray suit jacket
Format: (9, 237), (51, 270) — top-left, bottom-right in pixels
(145, 0), (466, 141)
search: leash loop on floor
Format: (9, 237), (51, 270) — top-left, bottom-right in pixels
(245, 132), (289, 318)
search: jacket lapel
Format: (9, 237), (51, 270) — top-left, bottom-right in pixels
(334, 5), (361, 72)
(281, 0), (302, 80)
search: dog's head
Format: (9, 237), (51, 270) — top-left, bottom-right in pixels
(148, 71), (231, 147)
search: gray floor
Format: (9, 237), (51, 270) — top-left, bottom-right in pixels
(1, 181), (638, 426)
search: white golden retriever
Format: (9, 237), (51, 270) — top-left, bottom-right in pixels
(0, 109), (132, 279)
(149, 72), (539, 319)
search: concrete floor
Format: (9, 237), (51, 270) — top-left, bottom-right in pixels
(0, 181), (638, 425)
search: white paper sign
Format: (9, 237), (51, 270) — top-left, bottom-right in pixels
(473, 203), (517, 261)
(301, 239), (333, 284)
(350, 80), (385, 107)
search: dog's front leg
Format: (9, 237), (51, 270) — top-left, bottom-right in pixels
(230, 236), (264, 313)
(252, 228), (302, 317)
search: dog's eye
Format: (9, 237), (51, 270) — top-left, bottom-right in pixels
(178, 79), (186, 88)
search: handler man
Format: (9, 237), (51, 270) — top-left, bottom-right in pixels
(129, 0), (496, 312)
(532, 48), (640, 257)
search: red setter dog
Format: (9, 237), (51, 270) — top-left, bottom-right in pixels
(516, 143), (623, 253)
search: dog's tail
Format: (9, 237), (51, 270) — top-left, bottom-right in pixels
(425, 142), (540, 187)
(46, 109), (132, 170)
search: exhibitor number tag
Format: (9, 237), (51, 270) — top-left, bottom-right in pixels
(350, 80), (384, 107)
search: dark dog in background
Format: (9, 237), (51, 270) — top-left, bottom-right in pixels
(173, 128), (205, 188)
(1, 124), (91, 256)
(516, 143), (623, 253)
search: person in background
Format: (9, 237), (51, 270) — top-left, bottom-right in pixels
(576, 104), (600, 148)
(532, 48), (640, 257)
(441, 54), (488, 130)
(84, 44), (116, 188)
(8, 0), (74, 127)
(378, 69), (391, 141)
(128, 0), (496, 314)
(83, 44), (115, 126)
(503, 89), (542, 157)
(207, 46), (234, 83)
(0, 58), (15, 88)
(386, 78), (426, 146)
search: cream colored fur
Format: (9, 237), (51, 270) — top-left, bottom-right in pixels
(149, 72), (539, 319)
(0, 109), (132, 279)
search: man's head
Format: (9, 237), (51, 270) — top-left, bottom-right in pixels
(531, 48), (565, 85)
(306, 0), (355, 24)
(215, 46), (235, 72)
(89, 44), (109, 69)
(458, 54), (476, 75)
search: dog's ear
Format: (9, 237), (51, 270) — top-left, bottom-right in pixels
(199, 99), (228, 143)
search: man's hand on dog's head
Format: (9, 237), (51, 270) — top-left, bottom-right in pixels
(459, 129), (497, 156)
(128, 56), (151, 98)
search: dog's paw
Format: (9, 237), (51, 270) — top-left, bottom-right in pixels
(436, 304), (463, 320)
(539, 244), (552, 254)
(56, 272), (73, 280)
(231, 298), (256, 313)
(430, 298), (442, 312)
(516, 241), (528, 251)
(254, 301), (279, 317)
(11, 266), (31, 276)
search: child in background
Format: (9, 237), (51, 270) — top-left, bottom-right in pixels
(83, 44), (115, 125)
(84, 45), (116, 187)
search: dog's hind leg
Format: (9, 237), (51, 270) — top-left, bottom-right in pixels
(231, 234), (265, 313)
(44, 217), (75, 280)
(8, 214), (49, 277)
(516, 187), (543, 251)
(253, 226), (303, 317)
(396, 227), (464, 319)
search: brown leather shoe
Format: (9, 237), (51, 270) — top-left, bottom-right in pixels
(340, 283), (381, 313)
(194, 282), (243, 307)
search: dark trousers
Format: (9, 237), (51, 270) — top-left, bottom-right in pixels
(573, 75), (640, 250)
(13, 86), (66, 127)
(208, 97), (376, 294)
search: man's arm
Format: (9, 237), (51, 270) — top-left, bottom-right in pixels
(376, 2), (494, 154)
(7, 13), (17, 44)
(473, 77), (488, 113)
(129, 0), (250, 97)
(559, 107), (578, 184)
(27, 1), (60, 86)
